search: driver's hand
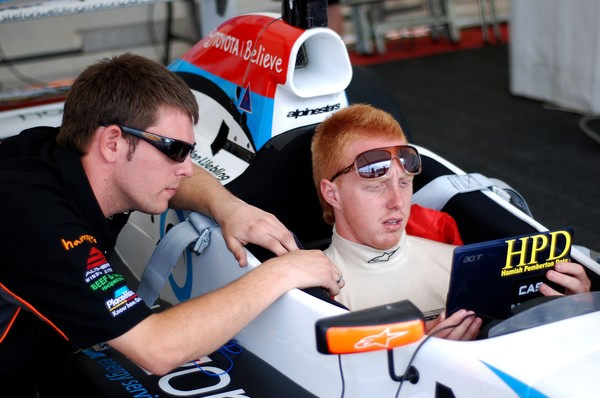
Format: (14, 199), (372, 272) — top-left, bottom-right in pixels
(540, 261), (591, 296)
(426, 309), (481, 341)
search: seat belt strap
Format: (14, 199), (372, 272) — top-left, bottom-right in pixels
(412, 173), (500, 210)
(137, 212), (217, 307)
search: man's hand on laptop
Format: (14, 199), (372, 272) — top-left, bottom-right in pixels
(540, 261), (591, 296)
(425, 309), (482, 341)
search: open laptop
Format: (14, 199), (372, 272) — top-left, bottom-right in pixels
(445, 228), (573, 321)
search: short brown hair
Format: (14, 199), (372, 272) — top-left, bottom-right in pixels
(311, 103), (407, 224)
(57, 53), (199, 153)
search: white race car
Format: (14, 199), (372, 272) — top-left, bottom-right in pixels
(3, 2), (600, 397)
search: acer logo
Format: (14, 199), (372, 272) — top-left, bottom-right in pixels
(462, 254), (484, 263)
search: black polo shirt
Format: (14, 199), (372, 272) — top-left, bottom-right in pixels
(0, 127), (152, 385)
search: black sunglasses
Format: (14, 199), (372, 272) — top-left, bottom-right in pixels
(330, 145), (422, 182)
(119, 125), (196, 162)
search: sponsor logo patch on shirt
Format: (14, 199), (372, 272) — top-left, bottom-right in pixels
(105, 286), (143, 317)
(82, 247), (142, 317)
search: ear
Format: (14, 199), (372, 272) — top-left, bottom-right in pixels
(98, 125), (125, 163)
(320, 178), (341, 209)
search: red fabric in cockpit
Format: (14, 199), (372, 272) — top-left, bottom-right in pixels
(406, 204), (463, 246)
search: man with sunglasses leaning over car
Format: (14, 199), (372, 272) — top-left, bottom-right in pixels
(311, 103), (591, 340)
(0, 53), (344, 395)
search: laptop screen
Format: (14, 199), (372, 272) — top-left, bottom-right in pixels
(445, 228), (573, 322)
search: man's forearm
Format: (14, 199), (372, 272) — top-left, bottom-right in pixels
(169, 165), (237, 220)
